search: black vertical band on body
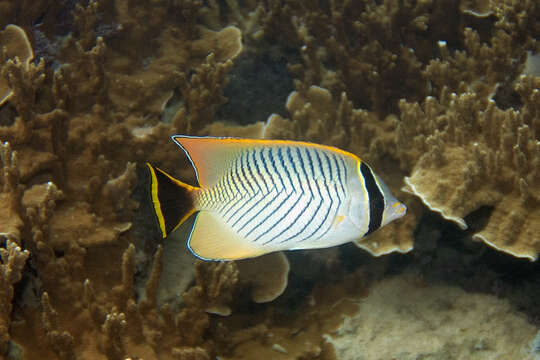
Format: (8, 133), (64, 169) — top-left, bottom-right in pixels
(360, 162), (384, 236)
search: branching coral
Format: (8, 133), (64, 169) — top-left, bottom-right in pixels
(40, 292), (76, 360)
(0, 56), (46, 144)
(183, 261), (239, 316)
(0, 142), (23, 243)
(0, 24), (33, 107)
(101, 310), (127, 360)
(401, 75), (540, 260)
(424, 27), (526, 102)
(0, 37), (71, 190)
(97, 245), (217, 357)
(172, 53), (235, 134)
(0, 241), (29, 354)
(258, 0), (433, 116)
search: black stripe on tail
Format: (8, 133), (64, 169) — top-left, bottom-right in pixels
(146, 163), (196, 238)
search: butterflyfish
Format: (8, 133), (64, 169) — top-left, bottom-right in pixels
(146, 135), (407, 261)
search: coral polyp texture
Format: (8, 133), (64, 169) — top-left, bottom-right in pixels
(0, 0), (539, 359)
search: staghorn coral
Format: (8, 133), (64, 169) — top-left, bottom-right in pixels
(423, 27), (526, 103)
(101, 310), (127, 360)
(0, 55), (46, 145)
(257, 0), (433, 116)
(171, 53), (235, 134)
(0, 142), (23, 243)
(40, 292), (76, 360)
(0, 240), (29, 354)
(183, 261), (239, 316)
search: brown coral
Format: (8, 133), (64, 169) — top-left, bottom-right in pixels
(183, 261), (239, 316)
(236, 252), (290, 303)
(0, 240), (29, 354)
(0, 142), (23, 243)
(401, 75), (540, 259)
(0, 24), (33, 107)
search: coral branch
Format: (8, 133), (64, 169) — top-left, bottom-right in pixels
(41, 292), (76, 360)
(101, 309), (127, 360)
(0, 241), (29, 354)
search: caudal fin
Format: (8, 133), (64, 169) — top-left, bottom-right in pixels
(146, 163), (198, 238)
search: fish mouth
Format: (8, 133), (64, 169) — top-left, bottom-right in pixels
(384, 201), (407, 225)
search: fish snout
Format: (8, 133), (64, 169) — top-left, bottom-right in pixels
(384, 200), (407, 225)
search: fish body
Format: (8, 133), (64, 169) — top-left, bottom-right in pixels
(147, 135), (406, 261)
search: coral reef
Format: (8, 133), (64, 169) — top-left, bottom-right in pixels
(0, 0), (539, 359)
(401, 75), (540, 260)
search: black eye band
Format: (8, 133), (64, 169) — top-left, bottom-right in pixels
(360, 163), (384, 236)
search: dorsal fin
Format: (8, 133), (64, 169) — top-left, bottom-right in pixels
(171, 135), (362, 188)
(172, 135), (253, 188)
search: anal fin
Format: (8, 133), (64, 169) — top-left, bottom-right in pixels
(188, 211), (267, 261)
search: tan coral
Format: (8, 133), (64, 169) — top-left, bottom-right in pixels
(40, 292), (76, 360)
(401, 76), (540, 260)
(192, 26), (243, 64)
(236, 252), (290, 303)
(283, 85), (349, 146)
(264, 0), (429, 116)
(172, 53), (234, 134)
(0, 241), (29, 354)
(0, 56), (46, 145)
(106, 21), (241, 123)
(0, 142), (24, 243)
(423, 28), (520, 102)
(0, 24), (33, 107)
(183, 261), (239, 316)
(101, 309), (127, 360)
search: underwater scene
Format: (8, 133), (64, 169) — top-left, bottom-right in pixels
(0, 0), (539, 359)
